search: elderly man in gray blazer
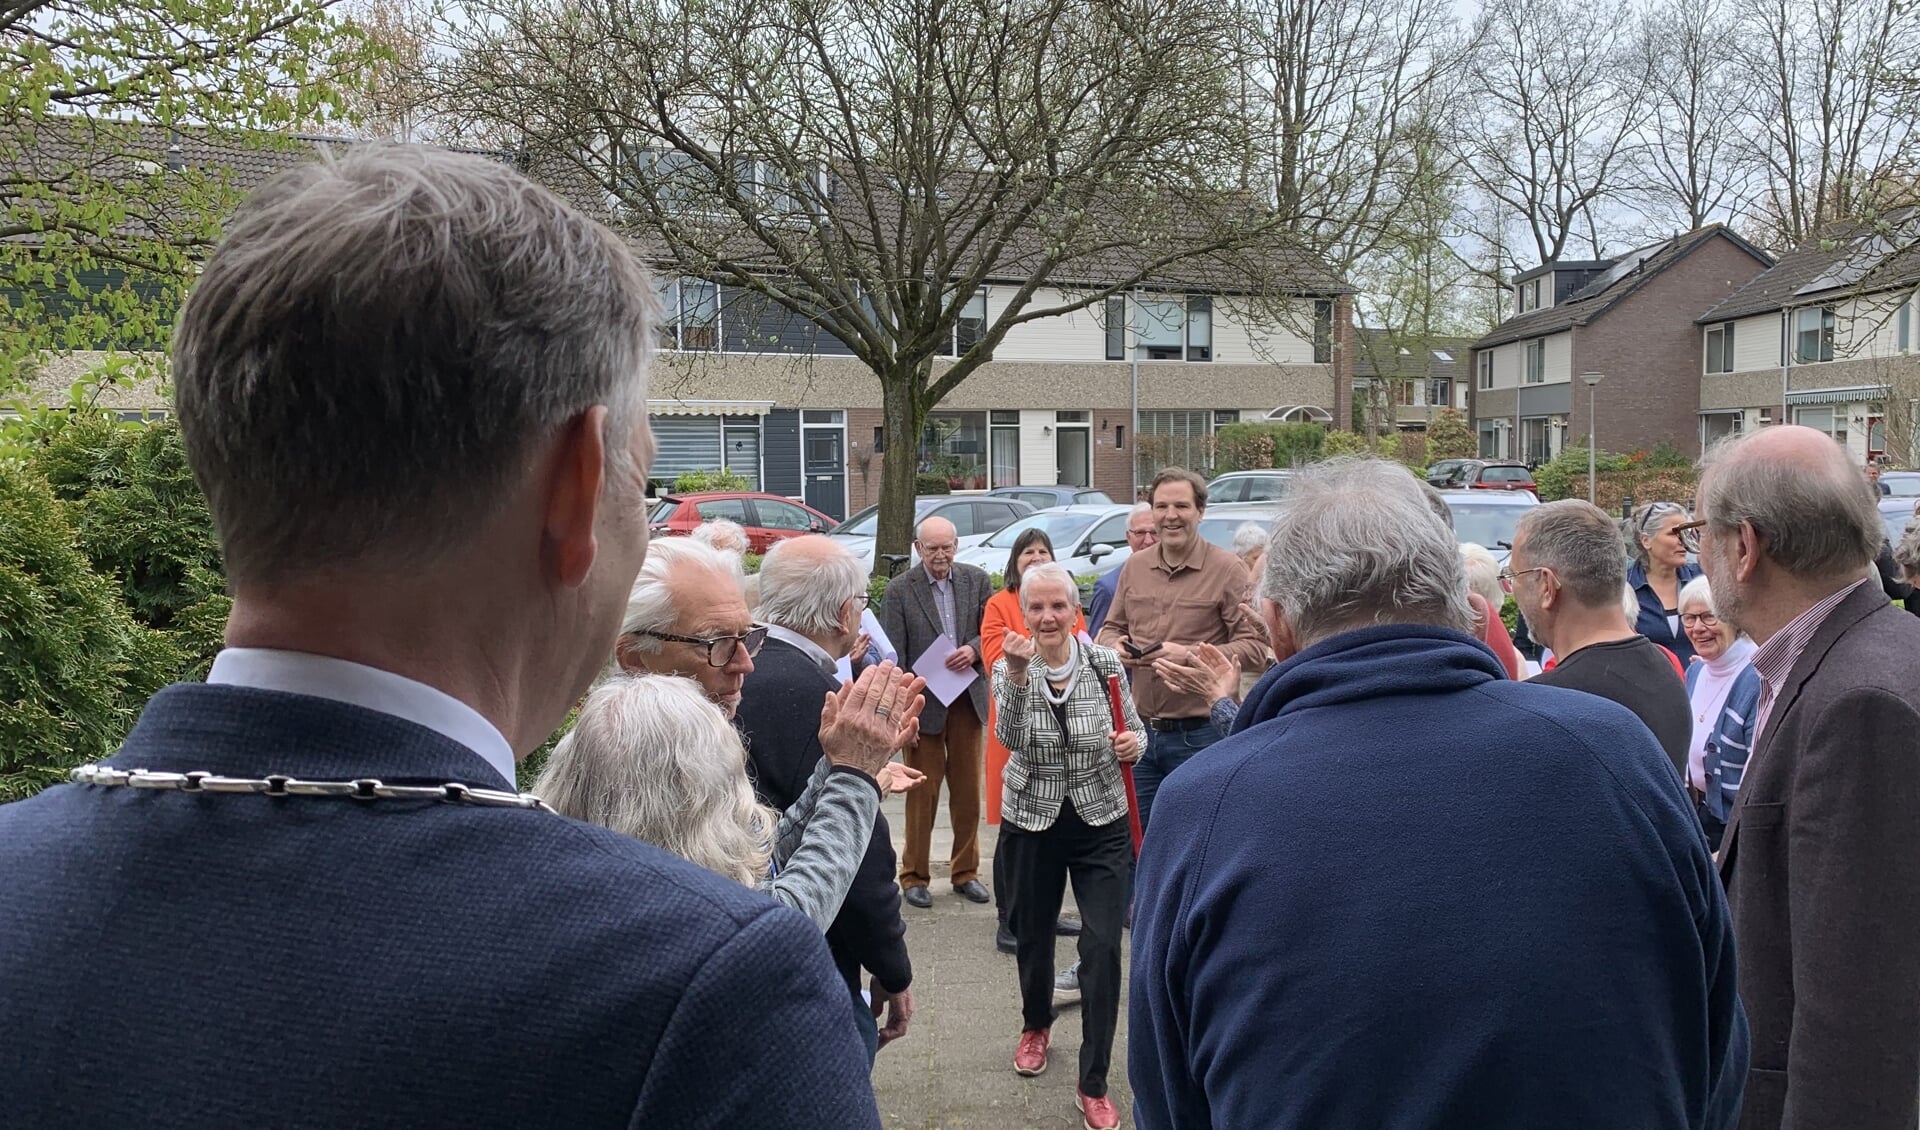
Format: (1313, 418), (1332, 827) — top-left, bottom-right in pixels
(880, 515), (993, 908)
(1697, 425), (1920, 1130)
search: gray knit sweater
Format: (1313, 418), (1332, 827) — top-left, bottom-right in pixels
(759, 759), (882, 930)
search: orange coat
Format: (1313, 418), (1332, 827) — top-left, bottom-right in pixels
(980, 586), (1088, 824)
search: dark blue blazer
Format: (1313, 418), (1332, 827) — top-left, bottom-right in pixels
(0, 683), (880, 1129)
(1630, 560), (1705, 664)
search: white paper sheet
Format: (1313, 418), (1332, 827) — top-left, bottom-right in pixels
(835, 610), (901, 684)
(911, 632), (979, 707)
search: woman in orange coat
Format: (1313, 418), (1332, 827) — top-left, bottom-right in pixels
(983, 527), (1086, 952)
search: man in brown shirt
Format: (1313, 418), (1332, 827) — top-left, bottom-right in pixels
(1095, 468), (1267, 833)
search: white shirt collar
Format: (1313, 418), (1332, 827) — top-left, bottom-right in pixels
(763, 624), (838, 676)
(206, 648), (518, 788)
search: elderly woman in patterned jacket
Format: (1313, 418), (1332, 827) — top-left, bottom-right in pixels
(991, 562), (1145, 1130)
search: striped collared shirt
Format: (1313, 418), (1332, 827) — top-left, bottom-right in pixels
(1749, 576), (1870, 749)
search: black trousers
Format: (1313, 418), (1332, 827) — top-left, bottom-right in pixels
(1000, 797), (1130, 1097)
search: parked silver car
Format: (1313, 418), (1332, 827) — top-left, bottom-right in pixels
(828, 495), (1035, 572)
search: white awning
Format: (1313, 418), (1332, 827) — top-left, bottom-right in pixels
(646, 398), (775, 417)
(1784, 385), (1887, 407)
(1264, 404), (1334, 424)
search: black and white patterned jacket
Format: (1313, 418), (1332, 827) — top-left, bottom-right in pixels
(991, 640), (1146, 833)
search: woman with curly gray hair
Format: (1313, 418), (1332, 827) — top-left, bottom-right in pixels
(538, 667), (923, 930)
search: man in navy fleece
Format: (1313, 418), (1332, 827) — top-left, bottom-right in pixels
(1129, 456), (1747, 1130)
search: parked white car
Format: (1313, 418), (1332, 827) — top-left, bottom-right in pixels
(828, 495), (1035, 573)
(954, 505), (1139, 578)
(1436, 489), (1538, 565)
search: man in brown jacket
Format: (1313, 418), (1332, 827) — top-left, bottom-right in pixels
(1696, 425), (1920, 1130)
(1095, 468), (1267, 833)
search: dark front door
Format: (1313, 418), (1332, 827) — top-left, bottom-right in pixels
(803, 423), (847, 521)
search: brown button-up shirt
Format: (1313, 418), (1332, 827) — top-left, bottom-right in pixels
(1094, 541), (1267, 720)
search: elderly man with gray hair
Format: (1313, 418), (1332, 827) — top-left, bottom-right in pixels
(0, 145), (881, 1127)
(736, 535), (919, 1060)
(1509, 499), (1694, 776)
(1695, 425), (1920, 1130)
(1130, 457), (1746, 1130)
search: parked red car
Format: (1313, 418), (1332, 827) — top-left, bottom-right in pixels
(647, 491), (837, 554)
(1448, 461), (1537, 493)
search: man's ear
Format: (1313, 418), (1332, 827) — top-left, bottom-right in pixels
(1263, 598), (1300, 662)
(544, 406), (610, 590)
(1735, 521), (1763, 584)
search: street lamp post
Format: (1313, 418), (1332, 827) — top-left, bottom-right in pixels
(1582, 372), (1604, 505)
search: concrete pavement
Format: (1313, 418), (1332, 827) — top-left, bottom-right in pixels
(872, 791), (1137, 1130)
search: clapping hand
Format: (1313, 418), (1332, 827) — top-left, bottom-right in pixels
(875, 762), (928, 794)
(1153, 642), (1238, 703)
(819, 662), (927, 779)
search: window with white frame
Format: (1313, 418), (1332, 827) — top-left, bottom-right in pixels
(1516, 277), (1542, 314)
(1705, 322), (1736, 374)
(1794, 307), (1835, 363)
(1428, 378), (1452, 408)
(1104, 296), (1126, 361)
(1136, 410), (1214, 478)
(1525, 339), (1545, 383)
(1900, 298), (1912, 354)
(1135, 296), (1185, 360)
(1313, 300), (1334, 364)
(1187, 296), (1213, 361)
(1212, 410), (1239, 430)
(940, 288), (988, 357)
(1478, 351), (1493, 389)
(655, 277), (721, 351)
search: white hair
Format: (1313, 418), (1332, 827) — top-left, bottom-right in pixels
(1129, 502), (1152, 521)
(1259, 457), (1473, 646)
(757, 535), (865, 636)
(619, 538), (744, 656)
(1019, 561), (1081, 608)
(1458, 543), (1503, 609)
(1622, 583), (1641, 621)
(1232, 522), (1268, 557)
(1677, 574), (1716, 615)
(689, 517), (750, 559)
(534, 674), (776, 888)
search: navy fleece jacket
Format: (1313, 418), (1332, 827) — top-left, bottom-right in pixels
(1129, 625), (1747, 1130)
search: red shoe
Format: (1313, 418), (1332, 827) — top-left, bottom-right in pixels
(1013, 1028), (1050, 1076)
(1077, 1089), (1120, 1130)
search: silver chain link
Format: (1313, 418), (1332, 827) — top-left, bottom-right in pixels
(67, 763), (554, 813)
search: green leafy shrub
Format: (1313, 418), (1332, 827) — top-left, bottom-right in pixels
(1424, 410), (1475, 464)
(671, 468), (752, 493)
(1321, 430), (1371, 458)
(0, 464), (180, 801)
(1213, 422), (1325, 472)
(914, 472), (951, 495)
(1532, 445), (1629, 502)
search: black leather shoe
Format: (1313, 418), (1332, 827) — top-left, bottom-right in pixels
(903, 885), (932, 909)
(953, 879), (991, 904)
(1054, 914), (1082, 936)
(995, 923), (1016, 954)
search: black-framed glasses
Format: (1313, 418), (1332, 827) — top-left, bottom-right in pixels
(847, 592), (872, 609)
(1679, 611), (1719, 628)
(633, 624), (769, 667)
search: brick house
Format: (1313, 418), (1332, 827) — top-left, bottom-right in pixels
(8, 120), (1356, 522)
(1468, 225), (1773, 462)
(1695, 211), (1920, 464)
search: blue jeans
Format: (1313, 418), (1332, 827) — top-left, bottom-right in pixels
(1133, 721), (1225, 837)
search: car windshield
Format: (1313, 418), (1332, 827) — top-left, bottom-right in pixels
(830, 498), (939, 538)
(1481, 466), (1531, 482)
(1884, 476), (1920, 498)
(1448, 503), (1531, 551)
(978, 511), (1100, 550)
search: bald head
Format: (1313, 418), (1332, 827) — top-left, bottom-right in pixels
(1697, 424), (1880, 580)
(915, 515), (958, 580)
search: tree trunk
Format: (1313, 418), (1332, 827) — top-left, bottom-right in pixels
(874, 370), (926, 576)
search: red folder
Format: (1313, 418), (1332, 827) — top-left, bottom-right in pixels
(1107, 674), (1143, 856)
